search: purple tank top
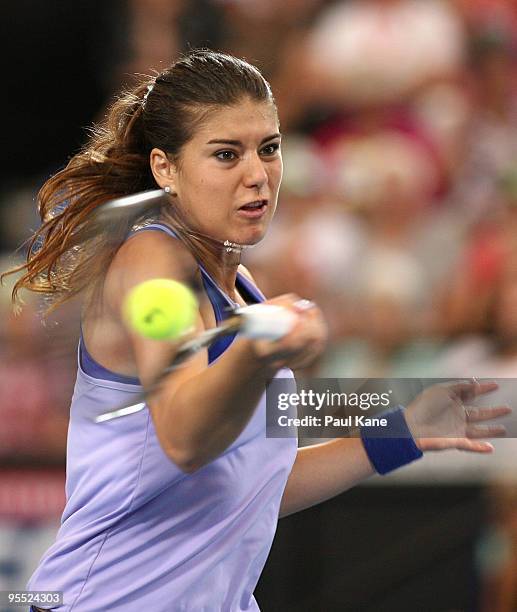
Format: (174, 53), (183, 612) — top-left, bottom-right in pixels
(27, 224), (297, 611)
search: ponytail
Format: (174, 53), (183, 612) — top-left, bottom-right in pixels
(3, 79), (159, 312)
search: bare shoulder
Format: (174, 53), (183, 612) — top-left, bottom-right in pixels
(105, 229), (198, 314)
(90, 228), (207, 388)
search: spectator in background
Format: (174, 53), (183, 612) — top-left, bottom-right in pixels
(217, 0), (325, 131)
(454, 0), (517, 40)
(124, 0), (226, 77)
(308, 0), (466, 107)
(442, 18), (517, 224)
(125, 0), (185, 75)
(438, 167), (517, 338)
(311, 130), (456, 377)
(436, 250), (517, 379)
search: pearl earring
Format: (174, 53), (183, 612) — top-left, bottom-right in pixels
(164, 185), (172, 194)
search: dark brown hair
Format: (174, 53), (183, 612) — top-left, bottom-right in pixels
(3, 49), (275, 310)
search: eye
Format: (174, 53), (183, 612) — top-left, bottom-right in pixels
(215, 150), (237, 162)
(260, 142), (280, 156)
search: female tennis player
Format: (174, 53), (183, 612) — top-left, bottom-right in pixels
(7, 50), (509, 611)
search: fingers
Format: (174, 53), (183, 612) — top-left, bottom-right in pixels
(465, 404), (509, 438)
(293, 299), (316, 312)
(465, 405), (512, 423)
(285, 337), (327, 370)
(419, 437), (495, 453)
(455, 439), (495, 453)
(472, 381), (499, 396)
(466, 424), (507, 438)
(449, 379), (499, 400)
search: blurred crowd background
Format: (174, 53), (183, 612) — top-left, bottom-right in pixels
(3, 0), (517, 610)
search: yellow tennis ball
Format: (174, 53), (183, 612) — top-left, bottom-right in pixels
(123, 278), (198, 340)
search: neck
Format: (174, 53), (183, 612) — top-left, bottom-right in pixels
(208, 240), (243, 297)
(160, 207), (251, 298)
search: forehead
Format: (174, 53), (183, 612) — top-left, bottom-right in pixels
(193, 98), (279, 142)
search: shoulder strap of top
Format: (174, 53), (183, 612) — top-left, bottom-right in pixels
(236, 271), (266, 304)
(128, 222), (179, 239)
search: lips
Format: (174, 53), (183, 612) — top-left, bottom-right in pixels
(238, 199), (268, 211)
(237, 199), (269, 219)
(237, 200), (269, 220)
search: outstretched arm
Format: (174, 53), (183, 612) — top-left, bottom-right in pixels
(280, 380), (510, 518)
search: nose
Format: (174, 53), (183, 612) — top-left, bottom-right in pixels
(242, 152), (268, 192)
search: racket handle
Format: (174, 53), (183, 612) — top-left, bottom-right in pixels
(236, 304), (297, 340)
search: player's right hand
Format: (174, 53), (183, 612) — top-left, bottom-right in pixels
(248, 294), (328, 371)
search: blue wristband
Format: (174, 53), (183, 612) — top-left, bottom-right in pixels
(360, 406), (423, 475)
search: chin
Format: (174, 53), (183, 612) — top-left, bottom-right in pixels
(237, 227), (269, 246)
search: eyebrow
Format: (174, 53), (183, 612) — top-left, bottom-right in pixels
(206, 133), (281, 146)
